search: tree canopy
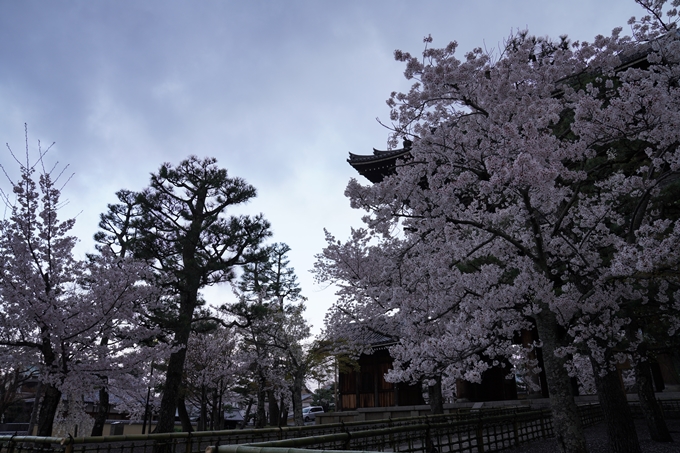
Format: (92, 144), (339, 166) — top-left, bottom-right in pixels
(97, 155), (272, 433)
(315, 2), (680, 453)
(0, 133), (165, 436)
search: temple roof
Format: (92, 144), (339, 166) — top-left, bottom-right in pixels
(347, 140), (412, 183)
(347, 44), (656, 185)
(358, 330), (397, 348)
(338, 322), (399, 351)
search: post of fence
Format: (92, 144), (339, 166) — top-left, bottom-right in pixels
(476, 418), (484, 453)
(7, 434), (16, 453)
(539, 410), (547, 439)
(183, 431), (191, 453)
(388, 417), (396, 451)
(657, 399), (665, 419)
(424, 415), (435, 453)
(513, 418), (519, 448)
(341, 420), (352, 450)
(62, 434), (74, 453)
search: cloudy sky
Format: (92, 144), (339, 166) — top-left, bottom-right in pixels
(0, 0), (648, 335)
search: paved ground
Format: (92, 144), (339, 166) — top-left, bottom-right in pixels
(508, 419), (680, 453)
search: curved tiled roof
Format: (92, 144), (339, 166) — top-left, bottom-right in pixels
(347, 146), (412, 183)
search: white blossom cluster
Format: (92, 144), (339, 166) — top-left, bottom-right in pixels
(315, 0), (680, 403)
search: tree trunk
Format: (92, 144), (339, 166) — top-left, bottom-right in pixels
(279, 394), (288, 427)
(427, 375), (444, 414)
(27, 381), (43, 436)
(255, 370), (266, 428)
(218, 384), (224, 430)
(240, 399), (253, 429)
(156, 300), (194, 434)
(267, 389), (280, 426)
(36, 384), (61, 437)
(209, 387), (217, 430)
(156, 346), (188, 432)
(592, 362), (641, 453)
(534, 310), (587, 453)
(0, 384), (6, 423)
(177, 396), (193, 432)
(211, 388), (217, 430)
(636, 359), (672, 442)
(211, 386), (223, 430)
(90, 385), (110, 436)
(292, 371), (304, 426)
(198, 386), (207, 431)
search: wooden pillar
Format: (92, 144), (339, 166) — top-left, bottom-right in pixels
(373, 354), (379, 407)
(656, 352), (680, 392)
(355, 368), (361, 408)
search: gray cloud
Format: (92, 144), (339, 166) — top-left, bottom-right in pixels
(0, 0), (645, 333)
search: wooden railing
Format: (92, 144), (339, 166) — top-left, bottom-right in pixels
(0, 409), (515, 453)
(212, 407), (600, 453)
(2, 400), (677, 453)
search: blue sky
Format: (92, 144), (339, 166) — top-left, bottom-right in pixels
(0, 0), (647, 335)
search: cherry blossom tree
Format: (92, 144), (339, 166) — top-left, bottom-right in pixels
(316, 3), (680, 453)
(0, 134), (166, 436)
(184, 325), (240, 431)
(316, 228), (532, 414)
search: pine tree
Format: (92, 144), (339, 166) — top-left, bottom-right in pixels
(96, 155), (271, 433)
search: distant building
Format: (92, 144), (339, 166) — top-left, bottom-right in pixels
(336, 331), (424, 410)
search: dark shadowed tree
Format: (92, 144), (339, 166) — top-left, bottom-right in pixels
(96, 156), (271, 433)
(229, 243), (331, 427)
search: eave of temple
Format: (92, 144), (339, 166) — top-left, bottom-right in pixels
(347, 147), (411, 183)
(347, 40), (655, 184)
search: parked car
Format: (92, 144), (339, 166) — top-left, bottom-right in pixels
(302, 406), (324, 422)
